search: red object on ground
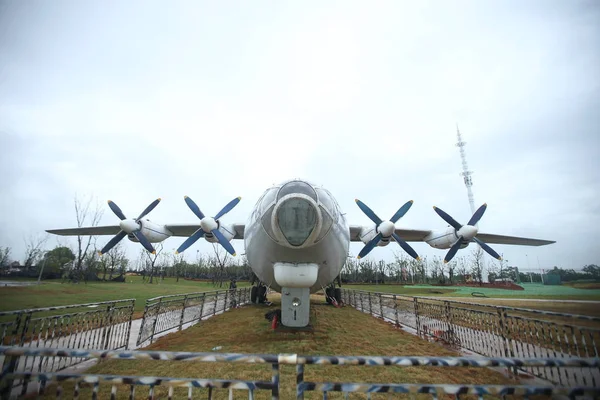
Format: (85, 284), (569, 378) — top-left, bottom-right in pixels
(271, 315), (278, 329)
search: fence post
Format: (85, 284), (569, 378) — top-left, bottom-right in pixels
(224, 289), (229, 311)
(103, 303), (115, 350)
(393, 295), (400, 327)
(137, 301), (151, 347)
(296, 363), (305, 400)
(368, 292), (373, 315)
(213, 291), (219, 316)
(199, 293), (206, 320)
(0, 311), (28, 398)
(378, 293), (384, 318)
(150, 298), (162, 344)
(444, 301), (453, 333)
(178, 295), (187, 331)
(125, 300), (135, 350)
(271, 361), (280, 400)
(414, 298), (421, 336)
(497, 307), (511, 361)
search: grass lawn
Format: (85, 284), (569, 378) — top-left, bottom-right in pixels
(419, 298), (600, 318)
(69, 297), (513, 399)
(345, 283), (600, 300)
(0, 276), (248, 317)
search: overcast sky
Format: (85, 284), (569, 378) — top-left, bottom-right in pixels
(1, 0), (598, 273)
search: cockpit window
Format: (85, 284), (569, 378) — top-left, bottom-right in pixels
(315, 188), (337, 218)
(277, 181), (317, 202)
(259, 188), (278, 213)
(276, 198), (317, 246)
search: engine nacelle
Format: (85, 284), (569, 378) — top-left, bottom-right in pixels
(358, 226), (392, 247)
(424, 227), (469, 250)
(204, 222), (236, 244)
(126, 219), (172, 243)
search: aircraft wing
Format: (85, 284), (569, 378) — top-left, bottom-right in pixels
(350, 225), (553, 246)
(165, 224), (245, 239)
(476, 233), (555, 246)
(350, 226), (431, 241)
(46, 225), (121, 236)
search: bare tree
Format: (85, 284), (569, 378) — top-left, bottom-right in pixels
(455, 256), (468, 283)
(73, 195), (103, 282)
(0, 246), (12, 269)
(23, 234), (49, 267)
(147, 243), (165, 284)
(170, 251), (185, 282)
(211, 243), (231, 287)
(447, 260), (456, 284)
(470, 247), (484, 285)
(104, 242), (128, 280)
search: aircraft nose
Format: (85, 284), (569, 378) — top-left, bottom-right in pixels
(275, 197), (319, 247)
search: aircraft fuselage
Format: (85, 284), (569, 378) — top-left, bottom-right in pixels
(244, 180), (350, 293)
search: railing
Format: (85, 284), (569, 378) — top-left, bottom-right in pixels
(137, 287), (251, 347)
(342, 289), (600, 387)
(1, 347), (599, 400)
(0, 299), (135, 396)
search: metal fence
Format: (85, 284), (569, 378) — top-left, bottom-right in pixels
(0, 299), (134, 397)
(341, 289), (600, 387)
(137, 287), (251, 346)
(1, 347), (599, 400)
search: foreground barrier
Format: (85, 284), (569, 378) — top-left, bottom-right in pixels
(341, 289), (600, 387)
(137, 287), (251, 346)
(0, 300), (134, 396)
(1, 347), (599, 400)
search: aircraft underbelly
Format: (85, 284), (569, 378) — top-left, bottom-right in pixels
(245, 221), (349, 293)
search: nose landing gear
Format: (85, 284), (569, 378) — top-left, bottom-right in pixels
(251, 283), (268, 304)
(325, 276), (343, 306)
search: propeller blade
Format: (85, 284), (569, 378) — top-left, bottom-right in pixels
(357, 233), (382, 259)
(137, 198), (162, 220)
(444, 238), (464, 263)
(355, 200), (383, 225)
(132, 231), (156, 254)
(108, 200), (127, 220)
(473, 237), (502, 260)
(212, 229), (236, 256)
(467, 203), (487, 226)
(392, 232), (420, 260)
(214, 197), (242, 220)
(99, 230), (127, 255)
(433, 206), (462, 231)
(184, 196), (205, 220)
(176, 229), (205, 254)
(390, 200), (414, 223)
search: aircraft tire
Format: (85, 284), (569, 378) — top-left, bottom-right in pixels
(325, 288), (332, 304)
(334, 288), (342, 304)
(258, 285), (267, 303)
(251, 286), (258, 303)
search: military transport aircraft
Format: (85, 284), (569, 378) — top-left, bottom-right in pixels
(47, 179), (554, 327)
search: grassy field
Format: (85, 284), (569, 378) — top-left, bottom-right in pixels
(2, 277), (598, 316)
(0, 276), (247, 317)
(62, 298), (514, 399)
(345, 283), (600, 300)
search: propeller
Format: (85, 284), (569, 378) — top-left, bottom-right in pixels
(99, 198), (161, 255)
(355, 199), (420, 260)
(176, 196), (241, 255)
(433, 203), (502, 263)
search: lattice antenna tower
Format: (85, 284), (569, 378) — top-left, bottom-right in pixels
(455, 125), (476, 215)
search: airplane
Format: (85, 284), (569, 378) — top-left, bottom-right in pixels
(47, 179), (555, 328)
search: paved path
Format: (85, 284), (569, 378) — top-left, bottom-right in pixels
(3, 298), (229, 397)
